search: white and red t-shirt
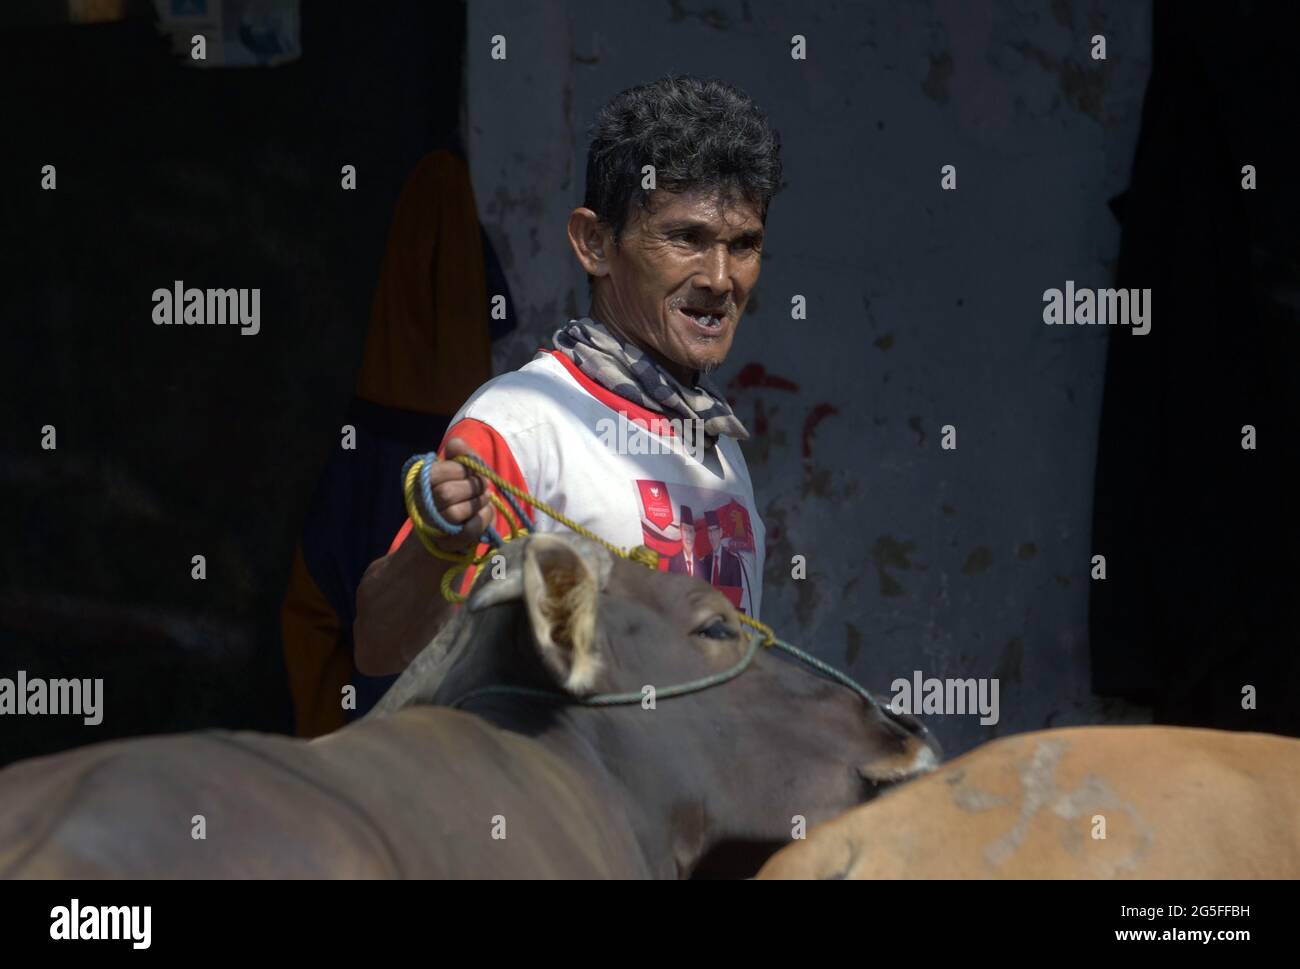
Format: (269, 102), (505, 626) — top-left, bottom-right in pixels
(388, 348), (765, 618)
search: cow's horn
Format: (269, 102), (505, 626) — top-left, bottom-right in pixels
(466, 553), (525, 611)
(468, 534), (613, 615)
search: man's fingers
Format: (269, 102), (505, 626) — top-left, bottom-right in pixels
(436, 501), (495, 552)
(422, 457), (477, 487)
(431, 477), (486, 509)
(442, 436), (489, 469)
(433, 437), (491, 504)
(436, 492), (489, 527)
(416, 437), (501, 551)
(464, 502), (496, 544)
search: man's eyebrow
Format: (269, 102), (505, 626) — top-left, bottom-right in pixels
(659, 218), (706, 233)
(658, 219), (764, 241)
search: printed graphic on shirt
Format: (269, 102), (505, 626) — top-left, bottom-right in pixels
(634, 479), (758, 617)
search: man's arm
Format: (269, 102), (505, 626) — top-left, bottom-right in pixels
(353, 436), (496, 676)
(354, 530), (455, 676)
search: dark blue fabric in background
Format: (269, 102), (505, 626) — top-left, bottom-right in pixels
(300, 400), (450, 719)
(299, 224), (515, 719)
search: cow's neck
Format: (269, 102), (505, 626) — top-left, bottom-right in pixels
(453, 695), (698, 878)
(462, 686), (754, 879)
(416, 606), (752, 877)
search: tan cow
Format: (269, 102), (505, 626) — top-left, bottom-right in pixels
(757, 725), (1300, 879)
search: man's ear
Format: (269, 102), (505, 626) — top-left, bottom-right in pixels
(521, 533), (603, 694)
(567, 207), (613, 279)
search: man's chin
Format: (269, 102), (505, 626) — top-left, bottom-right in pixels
(694, 347), (731, 375)
(657, 336), (728, 381)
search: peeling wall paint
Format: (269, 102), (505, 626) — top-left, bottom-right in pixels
(468, 0), (1154, 755)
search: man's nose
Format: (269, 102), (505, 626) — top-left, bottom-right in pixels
(695, 245), (734, 295)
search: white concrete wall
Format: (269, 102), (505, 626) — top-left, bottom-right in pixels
(467, 0), (1153, 754)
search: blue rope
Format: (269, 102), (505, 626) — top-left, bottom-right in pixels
(770, 637), (884, 709)
(449, 631), (888, 716)
(451, 634), (763, 709)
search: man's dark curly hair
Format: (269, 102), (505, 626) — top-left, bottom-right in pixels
(582, 74), (784, 244)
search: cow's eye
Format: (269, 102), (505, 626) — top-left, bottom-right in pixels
(693, 617), (739, 640)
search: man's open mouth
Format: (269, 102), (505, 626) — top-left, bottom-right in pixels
(677, 306), (725, 332)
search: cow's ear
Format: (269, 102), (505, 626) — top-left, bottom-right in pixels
(521, 534), (603, 693)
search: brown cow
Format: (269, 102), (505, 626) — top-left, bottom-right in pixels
(0, 533), (939, 878)
(756, 725), (1300, 879)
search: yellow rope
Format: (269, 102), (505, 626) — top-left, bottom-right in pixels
(402, 460), (529, 603)
(404, 454), (774, 645)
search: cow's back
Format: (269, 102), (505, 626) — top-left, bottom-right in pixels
(0, 729), (396, 878)
(757, 726), (1300, 879)
(308, 706), (651, 878)
(0, 706), (648, 879)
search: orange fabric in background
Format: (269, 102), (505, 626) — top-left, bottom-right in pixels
(355, 150), (493, 414)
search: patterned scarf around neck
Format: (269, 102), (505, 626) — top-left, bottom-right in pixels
(551, 317), (749, 450)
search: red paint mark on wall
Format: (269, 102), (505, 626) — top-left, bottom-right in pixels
(802, 402), (839, 462)
(727, 363), (800, 393)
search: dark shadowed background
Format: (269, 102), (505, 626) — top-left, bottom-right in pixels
(3, 0), (468, 761)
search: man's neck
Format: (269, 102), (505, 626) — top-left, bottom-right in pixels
(587, 307), (698, 387)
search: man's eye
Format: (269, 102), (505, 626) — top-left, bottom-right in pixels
(694, 618), (739, 640)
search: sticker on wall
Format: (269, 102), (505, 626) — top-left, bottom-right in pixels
(153, 0), (301, 67)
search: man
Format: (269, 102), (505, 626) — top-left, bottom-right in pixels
(354, 74), (783, 676)
(697, 509), (743, 588)
(696, 508), (755, 615)
(667, 507), (699, 577)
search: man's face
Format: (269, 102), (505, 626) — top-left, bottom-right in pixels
(681, 521), (695, 552)
(708, 524), (722, 549)
(586, 188), (765, 382)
